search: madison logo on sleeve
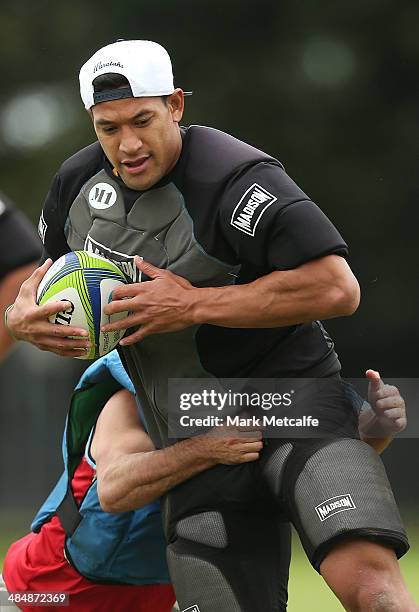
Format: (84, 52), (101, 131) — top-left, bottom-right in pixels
(230, 183), (277, 237)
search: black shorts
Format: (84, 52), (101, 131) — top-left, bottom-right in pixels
(163, 378), (408, 612)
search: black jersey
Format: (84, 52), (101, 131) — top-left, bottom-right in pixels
(0, 193), (42, 281)
(39, 125), (348, 446)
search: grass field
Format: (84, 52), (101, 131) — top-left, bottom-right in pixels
(1, 513), (418, 611)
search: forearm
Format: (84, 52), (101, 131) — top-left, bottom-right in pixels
(98, 437), (216, 512)
(191, 255), (360, 328)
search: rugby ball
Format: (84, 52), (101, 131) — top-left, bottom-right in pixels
(36, 250), (129, 359)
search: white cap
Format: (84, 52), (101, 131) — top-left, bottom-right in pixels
(79, 40), (180, 109)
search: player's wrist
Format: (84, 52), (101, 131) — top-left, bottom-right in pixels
(359, 408), (398, 439)
(360, 434), (392, 454)
(4, 304), (18, 340)
(181, 435), (219, 468)
(189, 285), (236, 326)
(187, 287), (213, 325)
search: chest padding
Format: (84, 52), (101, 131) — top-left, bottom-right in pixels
(65, 170), (238, 286)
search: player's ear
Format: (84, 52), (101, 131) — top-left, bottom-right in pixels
(167, 89), (184, 122)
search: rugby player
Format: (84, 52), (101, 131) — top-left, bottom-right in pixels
(6, 40), (417, 611)
(2, 351), (265, 612)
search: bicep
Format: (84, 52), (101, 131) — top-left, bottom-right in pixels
(92, 389), (155, 473)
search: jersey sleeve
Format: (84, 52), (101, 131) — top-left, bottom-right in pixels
(219, 162), (348, 270)
(38, 173), (71, 263)
(0, 194), (42, 280)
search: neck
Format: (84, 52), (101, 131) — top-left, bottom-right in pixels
(166, 128), (183, 175)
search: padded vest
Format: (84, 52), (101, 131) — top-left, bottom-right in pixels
(31, 352), (171, 585)
(62, 126), (275, 447)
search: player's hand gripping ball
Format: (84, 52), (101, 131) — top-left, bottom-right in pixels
(36, 251), (128, 359)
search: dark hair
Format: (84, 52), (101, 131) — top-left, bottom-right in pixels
(92, 73), (169, 105)
(92, 73), (130, 92)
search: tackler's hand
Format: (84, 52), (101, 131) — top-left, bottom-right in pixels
(199, 425), (264, 465)
(359, 370), (407, 439)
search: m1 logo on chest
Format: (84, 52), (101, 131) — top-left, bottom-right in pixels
(230, 183), (277, 237)
(88, 182), (117, 210)
(84, 235), (141, 282)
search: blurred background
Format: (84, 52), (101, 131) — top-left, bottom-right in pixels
(0, 0), (418, 608)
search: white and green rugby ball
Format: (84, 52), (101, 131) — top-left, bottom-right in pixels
(36, 250), (128, 359)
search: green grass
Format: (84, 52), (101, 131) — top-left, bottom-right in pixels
(1, 513), (418, 610)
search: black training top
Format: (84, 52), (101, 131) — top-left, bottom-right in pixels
(38, 125), (348, 446)
(0, 192), (42, 281)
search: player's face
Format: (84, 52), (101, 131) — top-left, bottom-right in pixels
(91, 91), (184, 190)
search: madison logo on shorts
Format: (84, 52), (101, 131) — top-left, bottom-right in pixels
(182, 606), (200, 612)
(84, 235), (142, 282)
(230, 183), (277, 237)
(315, 494), (356, 522)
